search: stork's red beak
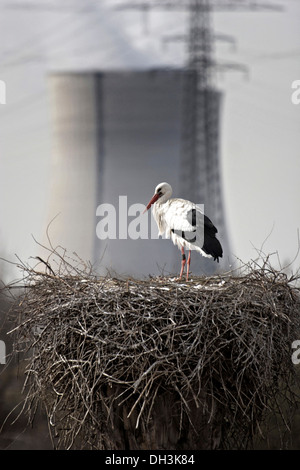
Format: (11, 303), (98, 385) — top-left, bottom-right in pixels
(143, 193), (160, 213)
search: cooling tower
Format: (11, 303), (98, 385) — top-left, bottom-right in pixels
(46, 73), (103, 263)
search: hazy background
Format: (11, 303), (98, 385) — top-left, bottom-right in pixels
(0, 0), (299, 280)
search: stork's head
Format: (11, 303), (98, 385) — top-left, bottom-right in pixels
(144, 182), (173, 212)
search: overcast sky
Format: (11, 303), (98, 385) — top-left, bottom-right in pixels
(0, 0), (299, 282)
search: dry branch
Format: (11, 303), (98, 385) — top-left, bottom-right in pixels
(6, 250), (300, 449)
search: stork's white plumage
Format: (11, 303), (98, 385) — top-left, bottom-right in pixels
(144, 182), (223, 280)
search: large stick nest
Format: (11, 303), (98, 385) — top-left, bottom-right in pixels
(8, 251), (300, 450)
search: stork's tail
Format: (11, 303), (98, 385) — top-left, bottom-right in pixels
(202, 235), (223, 262)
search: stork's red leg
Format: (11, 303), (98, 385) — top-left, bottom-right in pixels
(179, 247), (186, 279)
(186, 250), (191, 281)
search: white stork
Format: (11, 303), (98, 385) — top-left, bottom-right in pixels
(144, 182), (223, 280)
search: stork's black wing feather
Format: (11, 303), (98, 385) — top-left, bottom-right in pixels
(203, 214), (218, 234)
(202, 214), (223, 261)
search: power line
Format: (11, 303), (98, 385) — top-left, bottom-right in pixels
(0, 2), (97, 12)
(0, 2), (102, 68)
(113, 0), (283, 12)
